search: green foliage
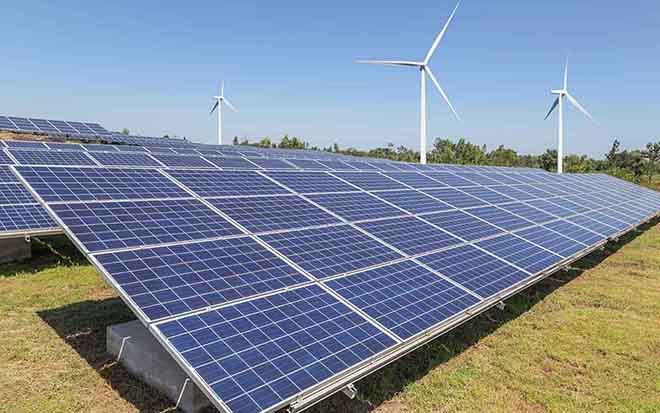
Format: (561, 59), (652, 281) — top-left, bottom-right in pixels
(642, 141), (660, 183)
(120, 128), (130, 135)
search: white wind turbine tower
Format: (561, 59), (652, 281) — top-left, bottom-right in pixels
(210, 81), (237, 145)
(357, 2), (462, 164)
(544, 60), (595, 174)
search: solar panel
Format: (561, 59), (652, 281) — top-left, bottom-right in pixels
(567, 214), (618, 237)
(372, 190), (452, 214)
(168, 170), (290, 198)
(83, 144), (119, 152)
(10, 149), (97, 166)
(114, 145), (150, 152)
(247, 158), (297, 170)
(418, 245), (530, 298)
(421, 210), (504, 241)
(306, 192), (405, 222)
(476, 234), (564, 274)
(480, 172), (524, 185)
(259, 225), (402, 279)
(29, 118), (60, 133)
(151, 153), (215, 168)
(454, 173), (501, 186)
(264, 172), (357, 194)
(45, 142), (86, 152)
(344, 161), (380, 171)
(357, 216), (462, 255)
(316, 160), (356, 171)
(49, 120), (79, 135)
(421, 188), (487, 209)
(89, 151), (162, 167)
(0, 204), (57, 233)
(284, 159), (328, 170)
(487, 185), (537, 201)
(0, 150), (14, 165)
(0, 116), (18, 130)
(459, 186), (515, 205)
(0, 166), (18, 183)
(514, 226), (586, 258)
(17, 166), (189, 202)
(4, 140), (47, 150)
(94, 236), (310, 321)
(525, 198), (575, 218)
(423, 172), (477, 187)
(51, 199), (243, 252)
(8, 117), (39, 132)
(330, 172), (407, 191)
(467, 206), (534, 231)
(367, 162), (404, 172)
(497, 202), (556, 224)
(325, 260), (480, 340)
(542, 220), (604, 245)
(0, 183), (39, 204)
(382, 172), (444, 189)
(156, 285), (396, 413)
(204, 156), (260, 170)
(210, 195), (340, 233)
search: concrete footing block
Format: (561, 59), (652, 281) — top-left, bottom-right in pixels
(107, 320), (212, 413)
(0, 237), (31, 264)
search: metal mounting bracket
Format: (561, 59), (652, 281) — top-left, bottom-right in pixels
(176, 378), (191, 409)
(496, 301), (505, 311)
(116, 336), (131, 362)
(341, 383), (358, 399)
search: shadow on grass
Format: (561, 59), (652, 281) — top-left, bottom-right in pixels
(34, 218), (658, 413)
(0, 235), (87, 278)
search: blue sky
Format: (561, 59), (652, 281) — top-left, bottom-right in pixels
(2, 1), (659, 157)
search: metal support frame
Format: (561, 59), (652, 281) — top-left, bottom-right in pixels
(341, 383), (358, 400)
(116, 336), (131, 362)
(496, 301), (505, 311)
(176, 378), (191, 409)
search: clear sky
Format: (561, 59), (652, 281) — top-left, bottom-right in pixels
(2, 1), (659, 157)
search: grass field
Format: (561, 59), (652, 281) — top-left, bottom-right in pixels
(1, 218), (659, 412)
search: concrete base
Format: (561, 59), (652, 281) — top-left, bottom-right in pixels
(0, 237), (31, 264)
(107, 320), (212, 413)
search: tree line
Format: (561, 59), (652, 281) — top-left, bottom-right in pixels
(233, 135), (660, 185)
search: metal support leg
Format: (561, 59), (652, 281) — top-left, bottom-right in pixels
(496, 301), (505, 311)
(341, 383), (357, 399)
(176, 378), (191, 409)
(116, 336), (131, 362)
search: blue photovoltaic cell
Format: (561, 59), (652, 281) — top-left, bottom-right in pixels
(564, 195), (601, 211)
(385, 162), (417, 171)
(367, 162), (402, 172)
(49, 120), (79, 134)
(316, 160), (356, 171)
(205, 156), (260, 170)
(423, 172), (477, 187)
(248, 158), (297, 170)
(0, 116), (18, 130)
(422, 210), (504, 241)
(151, 153), (215, 168)
(285, 159), (328, 170)
(459, 186), (514, 205)
(418, 245), (530, 298)
(8, 118), (39, 132)
(357, 216), (462, 255)
(567, 214), (618, 237)
(210, 195), (340, 233)
(504, 173), (541, 184)
(10, 149), (97, 166)
(587, 211), (629, 231)
(0, 183), (38, 204)
(515, 185), (554, 199)
(477, 234), (563, 274)
(421, 188), (487, 209)
(0, 204), (57, 233)
(331, 172), (407, 191)
(488, 185), (537, 201)
(480, 173), (524, 185)
(52, 199), (242, 252)
(326, 260), (480, 340)
(16, 166), (189, 202)
(306, 192), (405, 222)
(383, 172), (444, 189)
(264, 172), (357, 194)
(467, 206), (534, 231)
(29, 118), (59, 133)
(168, 170), (290, 197)
(0, 151), (15, 165)
(114, 145), (149, 152)
(497, 202), (556, 224)
(454, 173), (501, 186)
(259, 225), (402, 279)
(156, 285), (396, 413)
(89, 151), (162, 167)
(5, 140), (47, 150)
(542, 220), (604, 245)
(94, 237), (309, 321)
(0, 166), (17, 182)
(45, 142), (86, 151)
(515, 226), (586, 258)
(344, 161), (380, 171)
(82, 144), (119, 152)
(372, 190), (452, 214)
(525, 199), (575, 218)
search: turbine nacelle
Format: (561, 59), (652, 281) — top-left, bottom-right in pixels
(551, 89), (566, 95)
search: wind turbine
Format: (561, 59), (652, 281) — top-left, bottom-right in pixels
(357, 2), (462, 164)
(544, 61), (595, 174)
(210, 81), (237, 145)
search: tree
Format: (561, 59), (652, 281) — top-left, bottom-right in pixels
(606, 139), (621, 171)
(120, 128), (130, 135)
(258, 137), (272, 148)
(642, 141), (660, 183)
(488, 145), (518, 166)
(232, 136), (239, 145)
(539, 149), (557, 172)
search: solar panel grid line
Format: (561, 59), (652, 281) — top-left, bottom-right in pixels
(2, 148), (19, 165)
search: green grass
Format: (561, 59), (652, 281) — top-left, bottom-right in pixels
(1, 221), (659, 413)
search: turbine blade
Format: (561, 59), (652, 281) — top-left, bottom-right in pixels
(425, 67), (461, 121)
(221, 81), (225, 96)
(210, 101), (219, 114)
(424, 1), (460, 65)
(223, 98), (238, 113)
(566, 93), (595, 122)
(544, 97), (559, 120)
(355, 59), (422, 67)
(563, 60), (568, 90)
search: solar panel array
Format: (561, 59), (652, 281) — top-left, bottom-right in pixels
(0, 115), (111, 138)
(14, 153), (660, 413)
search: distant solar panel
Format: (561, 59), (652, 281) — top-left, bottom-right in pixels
(497, 202), (556, 224)
(423, 172), (477, 187)
(259, 225), (402, 279)
(45, 142), (86, 152)
(0, 183), (39, 204)
(210, 195), (340, 233)
(525, 198), (575, 218)
(487, 185), (536, 201)
(381, 172), (443, 189)
(514, 226), (586, 258)
(459, 186), (515, 205)
(29, 118), (59, 133)
(17, 166), (189, 202)
(156, 284), (396, 413)
(422, 188), (487, 209)
(82, 144), (119, 152)
(477, 234), (564, 274)
(307, 192), (405, 222)
(316, 160), (356, 171)
(52, 199), (243, 252)
(264, 171), (357, 194)
(418, 245), (530, 298)
(247, 158), (297, 170)
(357, 216), (462, 255)
(372, 190), (452, 214)
(8, 117), (39, 132)
(467, 206), (534, 231)
(10, 149), (97, 166)
(48, 120), (79, 135)
(480, 172), (524, 185)
(0, 116), (18, 130)
(4, 140), (47, 150)
(204, 156), (260, 170)
(344, 161), (380, 171)
(331, 172), (407, 191)
(326, 260), (480, 340)
(284, 159), (327, 170)
(421, 210), (504, 241)
(89, 151), (162, 167)
(151, 153), (215, 168)
(542, 220), (604, 245)
(454, 173), (501, 186)
(168, 170), (290, 198)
